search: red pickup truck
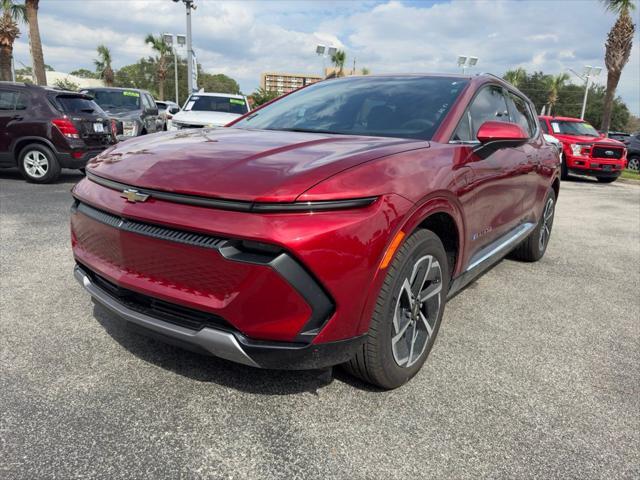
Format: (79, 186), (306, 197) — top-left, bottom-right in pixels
(539, 116), (627, 183)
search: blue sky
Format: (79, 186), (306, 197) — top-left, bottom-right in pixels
(12, 0), (640, 114)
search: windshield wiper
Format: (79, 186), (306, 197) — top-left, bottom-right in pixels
(275, 128), (345, 135)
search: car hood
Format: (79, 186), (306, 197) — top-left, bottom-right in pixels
(172, 110), (242, 126)
(87, 127), (427, 202)
(551, 133), (625, 145)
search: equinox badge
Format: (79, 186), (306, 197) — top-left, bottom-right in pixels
(120, 188), (149, 203)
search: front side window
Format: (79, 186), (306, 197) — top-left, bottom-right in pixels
(233, 76), (468, 140)
(507, 93), (535, 137)
(183, 95), (249, 115)
(452, 85), (510, 142)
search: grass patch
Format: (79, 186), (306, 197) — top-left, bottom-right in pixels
(621, 169), (640, 181)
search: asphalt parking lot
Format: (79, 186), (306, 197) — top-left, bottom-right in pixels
(1, 169), (639, 479)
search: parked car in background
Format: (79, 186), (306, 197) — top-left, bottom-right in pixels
(0, 82), (116, 183)
(156, 100), (180, 131)
(71, 74), (560, 389)
(81, 87), (160, 141)
(611, 132), (639, 171)
(539, 115), (627, 183)
(169, 92), (249, 130)
(607, 131), (630, 143)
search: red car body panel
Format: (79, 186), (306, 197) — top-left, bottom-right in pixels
(70, 74), (560, 368)
(539, 116), (627, 175)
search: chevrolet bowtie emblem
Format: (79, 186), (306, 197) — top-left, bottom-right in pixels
(120, 188), (150, 203)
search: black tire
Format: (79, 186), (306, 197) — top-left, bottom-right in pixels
(596, 176), (618, 183)
(510, 188), (556, 262)
(343, 229), (450, 389)
(560, 153), (568, 180)
(18, 143), (61, 184)
(628, 156), (640, 172)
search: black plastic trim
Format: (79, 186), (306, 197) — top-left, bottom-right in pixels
(86, 171), (377, 213)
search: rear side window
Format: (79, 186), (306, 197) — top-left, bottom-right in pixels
(506, 93), (536, 137)
(0, 90), (27, 111)
(55, 96), (103, 114)
(453, 85), (509, 141)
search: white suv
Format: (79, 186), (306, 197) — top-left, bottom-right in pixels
(169, 92), (250, 130)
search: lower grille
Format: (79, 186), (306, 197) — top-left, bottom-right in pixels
(81, 265), (232, 332)
(591, 146), (624, 159)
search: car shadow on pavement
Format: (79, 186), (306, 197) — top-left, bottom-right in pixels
(0, 168), (84, 184)
(92, 303), (376, 395)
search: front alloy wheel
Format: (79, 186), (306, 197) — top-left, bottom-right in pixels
(392, 255), (442, 367)
(344, 229), (449, 389)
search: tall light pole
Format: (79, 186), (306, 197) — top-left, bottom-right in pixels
(576, 65), (602, 120)
(316, 45), (337, 77)
(173, 0), (196, 93)
(163, 33), (186, 104)
(457, 55), (478, 74)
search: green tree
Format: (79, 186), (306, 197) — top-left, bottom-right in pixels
(0, 0), (25, 81)
(600, 0), (636, 132)
(198, 70), (241, 94)
(145, 33), (171, 101)
(503, 68), (526, 89)
(544, 73), (570, 115)
(94, 44), (114, 86)
(330, 49), (346, 77)
(250, 87), (279, 107)
(114, 57), (156, 92)
(360, 67), (370, 75)
(70, 68), (98, 79)
(53, 78), (79, 91)
(25, 0), (45, 85)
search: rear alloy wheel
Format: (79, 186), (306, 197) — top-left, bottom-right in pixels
(343, 229), (449, 389)
(510, 188), (556, 262)
(18, 144), (61, 184)
(626, 156), (639, 172)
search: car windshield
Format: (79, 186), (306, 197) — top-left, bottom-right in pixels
(550, 120), (600, 137)
(55, 95), (104, 115)
(183, 95), (248, 115)
(233, 76), (468, 140)
(87, 90), (141, 112)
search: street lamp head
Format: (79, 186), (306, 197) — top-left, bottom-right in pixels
(467, 56), (478, 67)
(592, 67), (602, 77)
(316, 45), (326, 55)
(177, 34), (186, 46)
(327, 47), (337, 57)
(457, 55), (468, 67)
(583, 65), (593, 76)
(163, 33), (173, 45)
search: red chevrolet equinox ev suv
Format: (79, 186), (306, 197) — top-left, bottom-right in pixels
(71, 74), (560, 389)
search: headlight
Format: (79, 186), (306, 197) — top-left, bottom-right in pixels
(570, 144), (584, 156)
(122, 121), (139, 137)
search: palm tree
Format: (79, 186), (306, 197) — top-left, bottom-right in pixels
(145, 34), (171, 101)
(600, 0), (635, 133)
(544, 73), (569, 115)
(25, 0), (45, 85)
(94, 44), (114, 87)
(0, 0), (25, 81)
(503, 68), (526, 89)
(330, 49), (346, 77)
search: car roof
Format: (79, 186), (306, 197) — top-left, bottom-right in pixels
(84, 87), (148, 93)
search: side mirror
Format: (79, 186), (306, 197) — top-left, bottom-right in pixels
(474, 121), (528, 159)
(169, 107), (180, 114)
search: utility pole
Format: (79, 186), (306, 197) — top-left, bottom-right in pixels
(174, 0), (196, 93)
(568, 66), (602, 120)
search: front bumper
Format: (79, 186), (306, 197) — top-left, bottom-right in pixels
(74, 265), (365, 369)
(565, 153), (626, 174)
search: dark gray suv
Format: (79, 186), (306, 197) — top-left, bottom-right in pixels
(81, 87), (160, 141)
